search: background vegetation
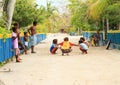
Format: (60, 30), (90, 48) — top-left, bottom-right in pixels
(0, 0), (120, 35)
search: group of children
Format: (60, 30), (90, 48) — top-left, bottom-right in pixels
(12, 21), (37, 62)
(50, 37), (89, 56)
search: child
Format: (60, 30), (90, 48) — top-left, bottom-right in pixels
(12, 27), (21, 62)
(13, 22), (25, 52)
(28, 21), (37, 53)
(59, 37), (77, 56)
(50, 39), (58, 54)
(79, 40), (88, 54)
(79, 37), (89, 47)
(91, 35), (95, 46)
(24, 32), (29, 54)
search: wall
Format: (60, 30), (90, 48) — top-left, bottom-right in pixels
(0, 34), (46, 63)
(83, 31), (120, 50)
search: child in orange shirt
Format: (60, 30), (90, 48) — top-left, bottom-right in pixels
(59, 37), (77, 56)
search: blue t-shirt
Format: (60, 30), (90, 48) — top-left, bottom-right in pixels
(50, 44), (56, 52)
(80, 43), (88, 50)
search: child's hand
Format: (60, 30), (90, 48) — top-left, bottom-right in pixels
(74, 44), (79, 46)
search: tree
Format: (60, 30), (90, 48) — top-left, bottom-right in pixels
(68, 0), (91, 32)
(104, 2), (120, 30)
(3, 0), (16, 30)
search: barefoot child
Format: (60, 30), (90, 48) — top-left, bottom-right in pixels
(79, 40), (88, 54)
(13, 23), (25, 53)
(59, 37), (77, 56)
(24, 32), (29, 54)
(79, 37), (89, 47)
(28, 21), (37, 53)
(12, 27), (21, 62)
(50, 39), (58, 54)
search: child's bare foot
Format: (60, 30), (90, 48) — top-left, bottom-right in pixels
(85, 51), (87, 54)
(19, 58), (22, 60)
(16, 59), (21, 63)
(31, 51), (36, 53)
(82, 52), (84, 54)
(67, 53), (69, 56)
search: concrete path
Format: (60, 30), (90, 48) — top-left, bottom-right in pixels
(0, 33), (120, 85)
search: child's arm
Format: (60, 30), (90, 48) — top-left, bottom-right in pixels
(84, 41), (90, 47)
(57, 42), (63, 46)
(70, 42), (78, 46)
(12, 33), (19, 40)
(28, 27), (32, 35)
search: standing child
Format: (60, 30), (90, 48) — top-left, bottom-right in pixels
(79, 40), (88, 54)
(28, 21), (37, 53)
(50, 39), (58, 54)
(12, 27), (21, 62)
(59, 37), (77, 56)
(24, 32), (29, 54)
(13, 23), (25, 52)
(91, 35), (95, 46)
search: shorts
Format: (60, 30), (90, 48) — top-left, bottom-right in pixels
(61, 48), (72, 53)
(50, 47), (58, 54)
(31, 35), (37, 46)
(14, 48), (20, 55)
(25, 42), (28, 50)
(80, 47), (87, 52)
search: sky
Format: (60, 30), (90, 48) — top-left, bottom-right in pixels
(36, 0), (70, 14)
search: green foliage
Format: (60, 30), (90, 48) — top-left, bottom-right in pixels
(68, 27), (76, 32)
(104, 2), (120, 25)
(0, 27), (11, 42)
(68, 0), (120, 31)
(13, 0), (49, 27)
(0, 12), (7, 28)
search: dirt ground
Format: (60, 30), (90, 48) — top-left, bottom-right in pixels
(0, 33), (120, 85)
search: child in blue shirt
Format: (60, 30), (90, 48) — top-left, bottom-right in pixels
(50, 39), (58, 54)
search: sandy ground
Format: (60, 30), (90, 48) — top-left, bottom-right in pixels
(0, 33), (120, 85)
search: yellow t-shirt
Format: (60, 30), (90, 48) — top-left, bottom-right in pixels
(61, 41), (70, 49)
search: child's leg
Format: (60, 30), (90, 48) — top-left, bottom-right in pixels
(80, 48), (85, 54)
(15, 48), (21, 62)
(61, 49), (65, 56)
(51, 47), (58, 54)
(25, 45), (28, 54)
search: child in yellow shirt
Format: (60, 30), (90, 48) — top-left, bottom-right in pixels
(59, 37), (77, 56)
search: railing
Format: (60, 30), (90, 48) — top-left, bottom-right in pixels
(83, 31), (120, 50)
(0, 34), (46, 63)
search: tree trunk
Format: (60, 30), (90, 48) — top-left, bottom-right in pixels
(6, 0), (16, 30)
(119, 23), (120, 30)
(78, 27), (79, 35)
(102, 17), (105, 40)
(0, 0), (3, 19)
(106, 18), (109, 31)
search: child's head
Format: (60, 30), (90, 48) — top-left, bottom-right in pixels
(64, 37), (69, 41)
(13, 22), (19, 28)
(33, 21), (37, 26)
(91, 35), (94, 38)
(79, 40), (83, 44)
(53, 39), (57, 44)
(12, 27), (19, 33)
(24, 32), (28, 36)
(80, 37), (85, 42)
